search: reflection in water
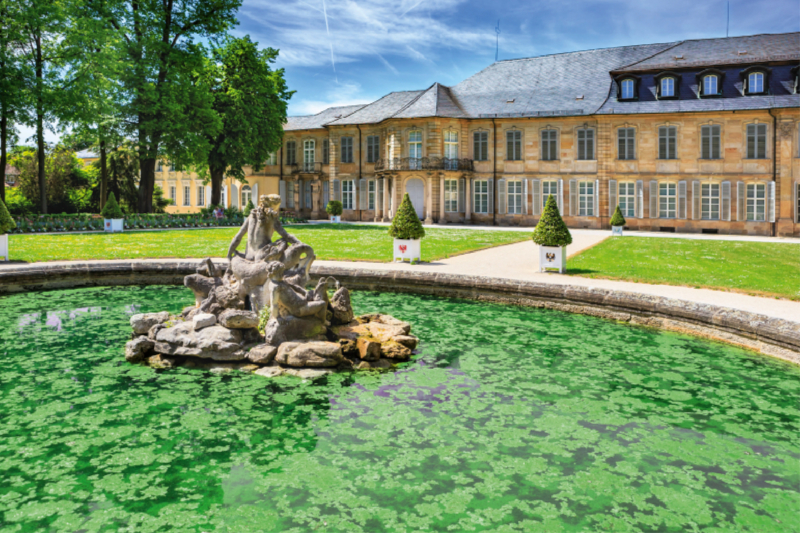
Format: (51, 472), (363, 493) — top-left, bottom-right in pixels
(0, 286), (798, 532)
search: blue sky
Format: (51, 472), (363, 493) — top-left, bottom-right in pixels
(236, 0), (800, 117)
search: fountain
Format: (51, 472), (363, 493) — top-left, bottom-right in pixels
(125, 194), (418, 378)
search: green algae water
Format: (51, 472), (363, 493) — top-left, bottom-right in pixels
(0, 286), (798, 533)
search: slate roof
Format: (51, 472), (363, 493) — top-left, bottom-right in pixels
(284, 104), (365, 131)
(326, 90), (425, 125)
(615, 32), (800, 72)
(393, 83), (468, 119)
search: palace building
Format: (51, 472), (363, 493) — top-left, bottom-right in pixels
(161, 32), (800, 237)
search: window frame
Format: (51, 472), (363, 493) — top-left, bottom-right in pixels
(742, 67), (770, 95)
(444, 179), (458, 212)
(618, 127), (636, 160)
(366, 135), (380, 163)
(697, 69), (724, 98)
(658, 125), (678, 160)
(340, 136), (354, 164)
(473, 131), (488, 161)
(655, 72), (681, 99)
(169, 186), (176, 204)
(746, 123), (768, 160)
(197, 185), (205, 207)
(700, 124), (722, 160)
(303, 139), (315, 172)
(576, 128), (595, 160)
(577, 181), (594, 216)
(506, 130), (522, 161)
(473, 179), (489, 214)
(540, 129), (558, 161)
(746, 183), (766, 222)
(322, 139), (329, 164)
(618, 77), (638, 101)
(241, 185), (252, 208)
(286, 141), (296, 165)
(368, 179), (375, 210)
(341, 179), (355, 210)
(659, 182), (677, 219)
(618, 182), (636, 218)
(183, 185), (191, 207)
(701, 182), (720, 221)
(444, 130), (459, 169)
(507, 179), (523, 214)
(542, 180), (558, 211)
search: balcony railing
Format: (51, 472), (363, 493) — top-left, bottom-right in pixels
(374, 157), (474, 172)
(290, 162), (323, 174)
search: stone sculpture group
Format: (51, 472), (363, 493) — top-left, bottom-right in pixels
(125, 194), (418, 378)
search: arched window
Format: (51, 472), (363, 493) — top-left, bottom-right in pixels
(660, 77), (675, 97)
(703, 75), (718, 96)
(747, 72), (764, 94)
(241, 185), (252, 207)
(408, 130), (422, 169)
(697, 69), (724, 97)
(620, 79), (635, 100)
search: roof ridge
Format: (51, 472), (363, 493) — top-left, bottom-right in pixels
(391, 83), (436, 119)
(675, 30), (799, 45)
(497, 40), (678, 64)
(612, 41), (686, 73)
(433, 82), (440, 115)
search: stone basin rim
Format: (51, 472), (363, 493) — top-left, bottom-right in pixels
(0, 259), (797, 366)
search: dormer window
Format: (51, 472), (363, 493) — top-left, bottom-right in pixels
(793, 66), (800, 94)
(661, 77), (675, 97)
(697, 69), (724, 98)
(655, 72), (681, 99)
(741, 66), (770, 95)
(620, 79), (635, 100)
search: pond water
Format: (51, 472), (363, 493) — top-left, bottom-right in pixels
(0, 286), (798, 532)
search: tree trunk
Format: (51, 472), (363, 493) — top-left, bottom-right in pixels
(35, 34), (46, 214)
(210, 166), (224, 206)
(0, 108), (6, 204)
(99, 141), (107, 209)
(137, 157), (156, 213)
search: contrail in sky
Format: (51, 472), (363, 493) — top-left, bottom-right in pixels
(321, 0), (336, 80)
(401, 0), (426, 17)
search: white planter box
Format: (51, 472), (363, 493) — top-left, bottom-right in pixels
(105, 218), (124, 233)
(0, 233), (8, 261)
(612, 226), (624, 236)
(329, 215), (341, 223)
(539, 245), (566, 274)
(393, 238), (421, 263)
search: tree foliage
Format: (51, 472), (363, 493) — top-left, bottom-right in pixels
(389, 193), (425, 240)
(0, 196), (15, 234)
(610, 205), (626, 227)
(532, 194), (572, 247)
(10, 146), (93, 214)
(101, 191), (123, 219)
(325, 200), (343, 217)
(200, 36), (291, 205)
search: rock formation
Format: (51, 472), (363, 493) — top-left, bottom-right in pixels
(126, 194), (418, 378)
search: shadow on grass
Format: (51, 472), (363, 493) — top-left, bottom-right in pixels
(566, 268), (599, 275)
(285, 223), (389, 233)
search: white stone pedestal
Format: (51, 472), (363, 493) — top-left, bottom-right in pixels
(0, 234), (8, 261)
(104, 219), (124, 233)
(393, 238), (421, 263)
(539, 245), (566, 274)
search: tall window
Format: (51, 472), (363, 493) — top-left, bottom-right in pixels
(701, 183), (720, 220)
(541, 130), (558, 161)
(266, 152), (277, 165)
(157, 161), (163, 172)
(703, 75), (718, 96)
(183, 186), (190, 206)
(507, 180), (523, 214)
(620, 79), (635, 99)
(444, 130), (458, 170)
(701, 125), (721, 159)
(342, 180), (354, 210)
(618, 183), (635, 217)
(659, 182), (677, 218)
(618, 128), (635, 160)
(340, 137), (353, 163)
(169, 186), (176, 204)
(474, 180), (488, 213)
(747, 72), (764, 94)
(408, 131), (422, 169)
(746, 124), (767, 159)
(445, 179), (458, 212)
(286, 141), (296, 165)
(304, 181), (312, 209)
(658, 126), (677, 160)
(170, 162), (175, 172)
(323, 140), (329, 164)
(746, 183), (766, 221)
(473, 131), (488, 161)
(506, 130), (521, 161)
(542, 180), (558, 210)
(241, 185), (252, 207)
(577, 128), (594, 160)
(368, 180), (375, 210)
(366, 135), (379, 163)
(660, 77), (675, 97)
(303, 139), (315, 172)
(197, 186), (205, 207)
(578, 181), (594, 216)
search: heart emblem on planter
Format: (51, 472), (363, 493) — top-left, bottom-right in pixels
(399, 245), (407, 253)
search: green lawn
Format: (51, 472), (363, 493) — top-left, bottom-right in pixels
(569, 237), (800, 300)
(7, 224), (530, 263)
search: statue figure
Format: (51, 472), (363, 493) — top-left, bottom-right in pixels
(227, 194), (316, 312)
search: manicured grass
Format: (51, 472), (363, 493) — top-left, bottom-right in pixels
(568, 236), (800, 300)
(7, 224), (530, 263)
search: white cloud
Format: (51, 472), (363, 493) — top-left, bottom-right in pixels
(290, 80), (373, 115)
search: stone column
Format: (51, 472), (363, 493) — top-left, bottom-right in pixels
(425, 175), (434, 225)
(465, 177), (472, 223)
(439, 174), (447, 224)
(311, 180), (320, 219)
(381, 177), (389, 222)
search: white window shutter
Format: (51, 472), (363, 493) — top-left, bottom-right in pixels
(359, 178), (367, 210)
(458, 177), (465, 213)
(488, 178), (494, 214)
(649, 180), (658, 219)
(232, 183), (239, 207)
(333, 179), (340, 202)
(471, 178), (476, 214)
(721, 181), (731, 221)
(279, 181), (286, 207)
(768, 181), (776, 223)
(557, 179), (563, 214)
(498, 178), (506, 214)
(678, 180), (687, 219)
(736, 181), (745, 222)
(569, 179), (578, 216)
(608, 180), (617, 217)
(595, 179), (600, 217)
(523, 179), (528, 214)
(692, 181), (701, 220)
(253, 183), (258, 203)
(323, 181), (330, 208)
(222, 185), (228, 207)
(287, 181), (295, 209)
(532, 180), (541, 216)
(205, 186), (211, 206)
(636, 180), (643, 218)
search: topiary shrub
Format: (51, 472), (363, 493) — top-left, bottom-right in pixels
(243, 199), (255, 217)
(532, 194), (572, 247)
(388, 193), (425, 240)
(0, 197), (16, 234)
(610, 205), (626, 227)
(100, 193), (124, 219)
(325, 200), (343, 217)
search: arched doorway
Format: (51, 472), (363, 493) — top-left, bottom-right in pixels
(405, 178), (424, 219)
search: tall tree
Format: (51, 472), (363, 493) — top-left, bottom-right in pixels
(16, 0), (70, 214)
(87, 0), (240, 212)
(200, 36), (292, 206)
(0, 0), (28, 204)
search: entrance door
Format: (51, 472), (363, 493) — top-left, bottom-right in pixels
(406, 178), (424, 219)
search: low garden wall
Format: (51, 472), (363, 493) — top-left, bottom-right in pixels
(0, 260), (798, 365)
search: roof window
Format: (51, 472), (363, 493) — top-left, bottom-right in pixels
(696, 69), (724, 97)
(615, 76), (639, 101)
(655, 72), (681, 100)
(740, 66), (771, 95)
